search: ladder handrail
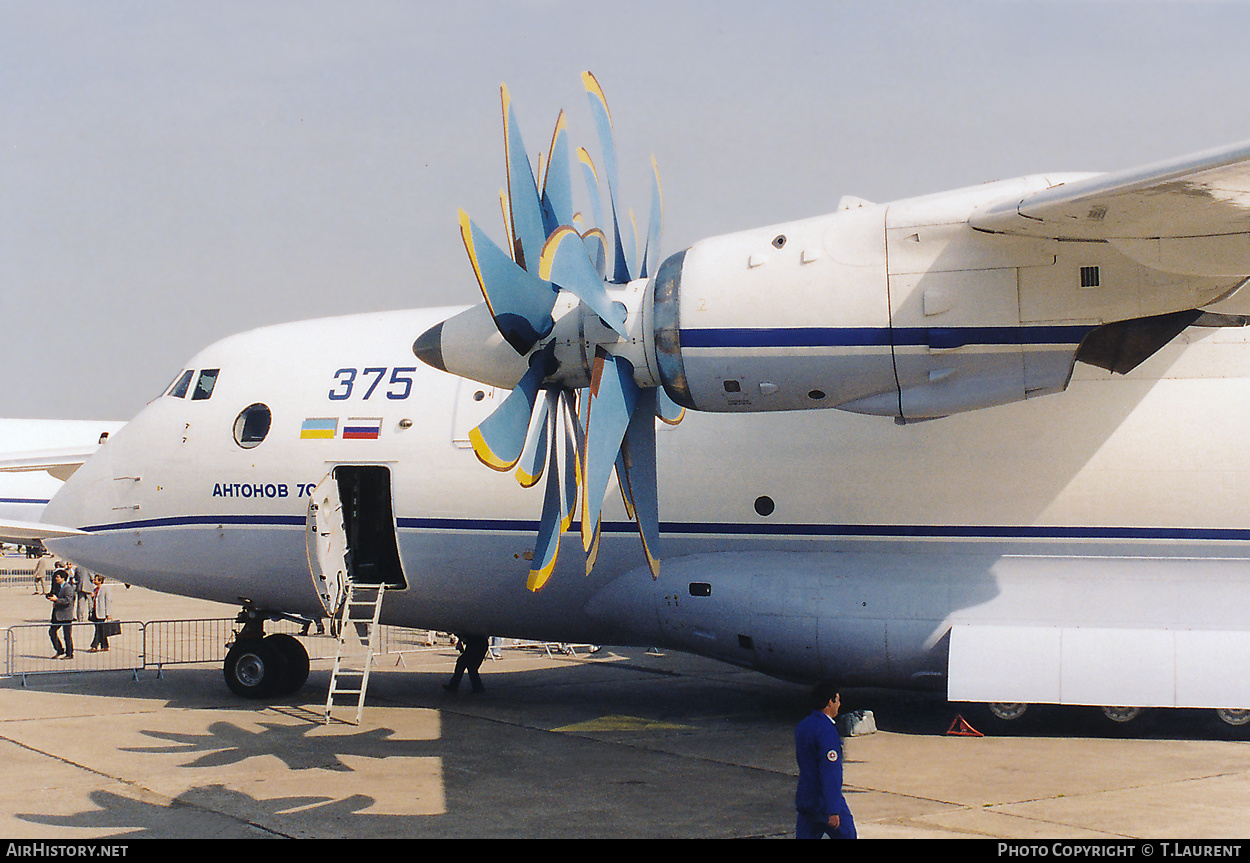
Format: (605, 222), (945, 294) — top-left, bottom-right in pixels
(324, 581), (386, 725)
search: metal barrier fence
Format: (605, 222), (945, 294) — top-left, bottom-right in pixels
(6, 620), (146, 679)
(0, 570), (37, 590)
(4, 617), (594, 680)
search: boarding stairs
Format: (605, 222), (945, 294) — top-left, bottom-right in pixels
(324, 581), (386, 725)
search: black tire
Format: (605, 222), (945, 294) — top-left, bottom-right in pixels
(1097, 705), (1154, 736)
(224, 639), (283, 699)
(265, 633), (310, 695)
(988, 702), (1029, 722)
(962, 702), (1036, 735)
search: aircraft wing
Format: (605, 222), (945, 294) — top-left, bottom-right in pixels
(0, 419), (125, 481)
(970, 138), (1250, 276)
(0, 446), (105, 482)
(0, 517), (86, 543)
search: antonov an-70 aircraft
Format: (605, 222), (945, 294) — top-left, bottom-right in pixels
(17, 74), (1250, 729)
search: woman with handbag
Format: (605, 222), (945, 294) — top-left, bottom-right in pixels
(89, 574), (116, 652)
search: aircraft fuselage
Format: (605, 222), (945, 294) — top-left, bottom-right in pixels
(42, 175), (1250, 706)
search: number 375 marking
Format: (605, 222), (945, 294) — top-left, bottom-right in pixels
(328, 367), (417, 401)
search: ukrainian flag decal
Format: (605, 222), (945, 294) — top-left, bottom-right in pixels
(300, 417), (338, 440)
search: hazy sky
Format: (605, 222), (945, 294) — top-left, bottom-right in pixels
(5, 0), (1250, 419)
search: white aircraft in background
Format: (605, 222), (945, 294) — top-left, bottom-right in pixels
(29, 74), (1250, 731)
(0, 419), (125, 544)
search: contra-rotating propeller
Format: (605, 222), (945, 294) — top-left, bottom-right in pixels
(416, 73), (683, 591)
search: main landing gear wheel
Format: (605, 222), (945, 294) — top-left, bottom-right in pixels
(971, 702), (1034, 734)
(1098, 705), (1153, 735)
(1101, 705), (1144, 724)
(1215, 708), (1250, 727)
(988, 702), (1029, 721)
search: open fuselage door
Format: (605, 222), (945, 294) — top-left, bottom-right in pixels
(305, 465), (407, 618)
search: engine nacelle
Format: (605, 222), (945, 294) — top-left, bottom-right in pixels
(652, 179), (1091, 422)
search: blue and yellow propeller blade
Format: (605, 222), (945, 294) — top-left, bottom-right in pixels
(539, 226), (628, 337)
(469, 346), (555, 471)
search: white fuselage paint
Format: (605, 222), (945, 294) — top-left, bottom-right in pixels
(39, 304), (1250, 698)
(38, 173), (1250, 705)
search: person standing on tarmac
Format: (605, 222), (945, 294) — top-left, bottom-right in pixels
(443, 634), (489, 693)
(46, 569), (75, 659)
(794, 680), (856, 839)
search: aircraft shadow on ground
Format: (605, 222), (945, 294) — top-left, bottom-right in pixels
(17, 785), (388, 839)
(7, 653), (1245, 745)
(122, 719), (437, 771)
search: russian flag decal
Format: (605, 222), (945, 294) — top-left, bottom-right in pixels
(342, 417), (382, 440)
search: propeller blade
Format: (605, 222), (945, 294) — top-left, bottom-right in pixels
(468, 346), (554, 471)
(459, 210), (556, 355)
(527, 398), (565, 591)
(628, 208), (641, 280)
(641, 155), (664, 279)
(560, 389), (581, 529)
(581, 227), (608, 280)
(539, 226), (628, 337)
(502, 83), (547, 270)
(498, 189), (513, 257)
(515, 389), (555, 488)
(541, 111), (575, 235)
(615, 450), (636, 521)
(619, 388), (660, 577)
(580, 349), (639, 560)
(582, 71), (632, 284)
(577, 147), (606, 237)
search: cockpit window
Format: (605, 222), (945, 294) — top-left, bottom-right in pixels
(192, 369), (219, 400)
(233, 403), (272, 449)
(168, 370), (194, 399)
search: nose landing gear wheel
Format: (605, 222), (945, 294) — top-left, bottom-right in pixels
(265, 633), (310, 695)
(223, 634), (311, 699)
(224, 639), (281, 699)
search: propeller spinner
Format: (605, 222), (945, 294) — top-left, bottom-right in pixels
(416, 73), (682, 591)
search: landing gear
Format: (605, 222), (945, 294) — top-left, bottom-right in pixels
(1101, 705), (1143, 724)
(1215, 708), (1250, 727)
(224, 638), (281, 698)
(988, 702), (1029, 721)
(970, 701), (1035, 734)
(1096, 705), (1153, 735)
(222, 602), (311, 700)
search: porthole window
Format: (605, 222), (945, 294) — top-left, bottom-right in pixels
(233, 403), (272, 449)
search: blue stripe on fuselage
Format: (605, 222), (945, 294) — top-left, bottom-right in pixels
(74, 514), (1250, 544)
(678, 326), (1095, 349)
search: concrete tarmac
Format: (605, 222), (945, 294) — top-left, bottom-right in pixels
(3, 584), (1250, 839)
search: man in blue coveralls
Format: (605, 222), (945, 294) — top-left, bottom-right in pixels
(794, 680), (856, 839)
